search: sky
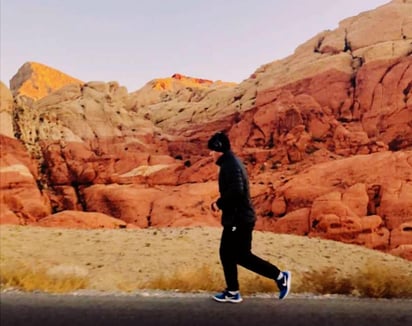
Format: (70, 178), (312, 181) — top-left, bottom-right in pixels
(1, 0), (390, 92)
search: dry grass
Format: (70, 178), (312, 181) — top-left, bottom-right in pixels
(353, 262), (412, 298)
(0, 263), (89, 293)
(140, 264), (276, 295)
(139, 261), (412, 298)
(1, 225), (411, 298)
(2, 261), (411, 298)
(296, 262), (412, 298)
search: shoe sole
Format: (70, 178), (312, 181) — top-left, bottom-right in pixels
(213, 296), (243, 303)
(279, 271), (291, 300)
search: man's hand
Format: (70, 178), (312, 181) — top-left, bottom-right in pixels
(211, 201), (220, 212)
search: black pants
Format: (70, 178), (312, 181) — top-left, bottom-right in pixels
(219, 225), (281, 291)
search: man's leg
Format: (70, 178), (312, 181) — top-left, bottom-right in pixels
(219, 227), (240, 291)
(236, 226), (281, 279)
(233, 225), (291, 300)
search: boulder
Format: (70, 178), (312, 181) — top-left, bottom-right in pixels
(0, 135), (51, 222)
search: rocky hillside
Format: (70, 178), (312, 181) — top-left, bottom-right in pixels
(0, 0), (411, 260)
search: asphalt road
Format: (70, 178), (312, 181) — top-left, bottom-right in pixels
(1, 292), (412, 326)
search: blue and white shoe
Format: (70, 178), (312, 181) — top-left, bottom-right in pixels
(213, 290), (243, 303)
(276, 271), (291, 300)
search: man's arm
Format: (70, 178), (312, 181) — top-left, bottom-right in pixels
(216, 165), (245, 210)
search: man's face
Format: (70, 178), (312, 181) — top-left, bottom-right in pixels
(210, 150), (221, 161)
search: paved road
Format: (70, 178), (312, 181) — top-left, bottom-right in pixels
(1, 292), (412, 326)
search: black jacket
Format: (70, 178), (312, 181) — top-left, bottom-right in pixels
(215, 151), (256, 227)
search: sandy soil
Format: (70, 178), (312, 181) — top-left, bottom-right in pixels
(1, 225), (411, 293)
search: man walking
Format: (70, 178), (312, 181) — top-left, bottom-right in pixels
(208, 131), (291, 303)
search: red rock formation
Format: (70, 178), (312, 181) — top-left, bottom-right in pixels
(1, 0), (411, 261)
(82, 183), (220, 228)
